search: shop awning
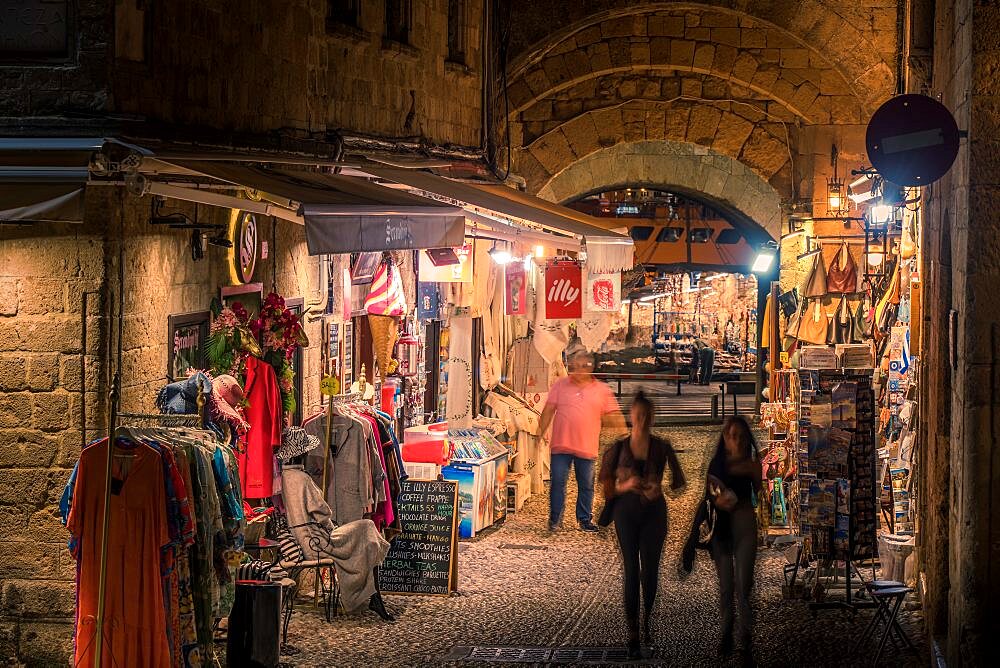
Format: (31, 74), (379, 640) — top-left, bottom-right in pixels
(0, 138), (103, 223)
(156, 160), (467, 254)
(354, 164), (634, 269)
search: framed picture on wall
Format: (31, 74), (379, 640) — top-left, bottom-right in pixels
(351, 251), (382, 285)
(286, 297), (305, 425)
(167, 311), (210, 381)
(343, 320), (354, 389)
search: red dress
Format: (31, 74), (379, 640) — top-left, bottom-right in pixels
(239, 356), (282, 499)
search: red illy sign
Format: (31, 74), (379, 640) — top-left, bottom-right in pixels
(544, 261), (582, 319)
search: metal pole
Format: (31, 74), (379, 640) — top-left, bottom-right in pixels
(94, 215), (127, 667)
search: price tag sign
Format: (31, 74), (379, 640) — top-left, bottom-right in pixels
(320, 374), (340, 396)
(780, 352), (790, 364)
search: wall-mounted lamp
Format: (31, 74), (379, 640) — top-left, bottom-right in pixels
(827, 145), (847, 216)
(751, 241), (778, 274)
(868, 204), (895, 226)
(488, 243), (513, 265)
(848, 172), (879, 204)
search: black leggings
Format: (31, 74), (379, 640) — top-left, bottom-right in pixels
(613, 494), (668, 625)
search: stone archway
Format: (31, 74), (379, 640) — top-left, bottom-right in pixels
(504, 3), (884, 223)
(537, 140), (783, 242)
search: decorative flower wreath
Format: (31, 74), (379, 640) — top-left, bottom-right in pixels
(207, 303), (261, 379)
(251, 292), (309, 414)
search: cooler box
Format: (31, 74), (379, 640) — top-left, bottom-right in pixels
(403, 422), (450, 465)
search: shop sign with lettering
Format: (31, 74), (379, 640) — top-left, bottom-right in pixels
(544, 261), (582, 320)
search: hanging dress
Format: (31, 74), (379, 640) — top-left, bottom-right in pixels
(68, 439), (172, 668)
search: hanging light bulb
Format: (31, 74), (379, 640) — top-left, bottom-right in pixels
(867, 252), (885, 266)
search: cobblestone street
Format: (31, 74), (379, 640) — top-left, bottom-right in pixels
(270, 427), (927, 667)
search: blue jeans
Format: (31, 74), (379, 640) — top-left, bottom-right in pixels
(550, 454), (596, 526)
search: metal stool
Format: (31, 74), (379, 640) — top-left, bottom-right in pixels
(852, 584), (917, 665)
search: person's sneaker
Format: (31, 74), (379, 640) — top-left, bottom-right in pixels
(579, 521), (600, 532)
(548, 521), (559, 533)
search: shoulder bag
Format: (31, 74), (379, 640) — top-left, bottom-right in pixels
(804, 252), (828, 298)
(827, 296), (854, 345)
(826, 241), (858, 294)
(798, 300), (830, 345)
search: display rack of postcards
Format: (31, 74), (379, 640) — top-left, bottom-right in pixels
(797, 369), (877, 563)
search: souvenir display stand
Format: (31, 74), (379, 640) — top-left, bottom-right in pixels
(442, 429), (510, 538)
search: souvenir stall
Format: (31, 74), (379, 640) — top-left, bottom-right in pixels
(766, 178), (923, 603)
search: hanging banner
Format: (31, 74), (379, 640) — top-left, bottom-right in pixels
(505, 263), (527, 316)
(417, 282), (440, 320)
(586, 271), (621, 312)
(544, 261), (582, 320)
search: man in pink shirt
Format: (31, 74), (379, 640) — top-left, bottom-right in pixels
(539, 350), (626, 532)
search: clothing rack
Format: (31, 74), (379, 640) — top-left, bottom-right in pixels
(117, 412), (204, 428)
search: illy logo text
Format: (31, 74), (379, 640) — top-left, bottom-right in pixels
(547, 278), (580, 306)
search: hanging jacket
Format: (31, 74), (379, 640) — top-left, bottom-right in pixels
(240, 356), (283, 499)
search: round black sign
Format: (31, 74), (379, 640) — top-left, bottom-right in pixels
(866, 94), (960, 187)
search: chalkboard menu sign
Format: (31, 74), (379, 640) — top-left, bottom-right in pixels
(378, 479), (458, 595)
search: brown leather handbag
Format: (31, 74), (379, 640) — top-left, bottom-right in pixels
(798, 300), (830, 345)
(826, 242), (858, 294)
(804, 253), (828, 298)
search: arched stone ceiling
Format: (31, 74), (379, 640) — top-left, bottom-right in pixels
(506, 1), (897, 111)
(537, 141), (784, 242)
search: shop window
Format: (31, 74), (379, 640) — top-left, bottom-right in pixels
(447, 0), (466, 65)
(385, 0), (411, 45)
(657, 227), (684, 243)
(716, 229), (743, 245)
(327, 0), (361, 29)
(689, 228), (714, 243)
(629, 226), (653, 241)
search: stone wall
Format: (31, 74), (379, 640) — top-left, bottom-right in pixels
(0, 187), (324, 664)
(0, 0), (111, 121)
(0, 205), (109, 664)
(111, 0), (484, 148)
(918, 0), (1000, 664)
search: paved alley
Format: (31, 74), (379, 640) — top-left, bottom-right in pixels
(267, 427), (927, 668)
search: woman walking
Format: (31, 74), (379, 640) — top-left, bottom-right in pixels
(599, 391), (685, 658)
(706, 416), (762, 664)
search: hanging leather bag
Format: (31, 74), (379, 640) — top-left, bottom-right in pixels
(803, 252), (828, 298)
(826, 242), (858, 294)
(827, 295), (854, 345)
(798, 300), (830, 345)
(853, 293), (873, 341)
(874, 260), (900, 336)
